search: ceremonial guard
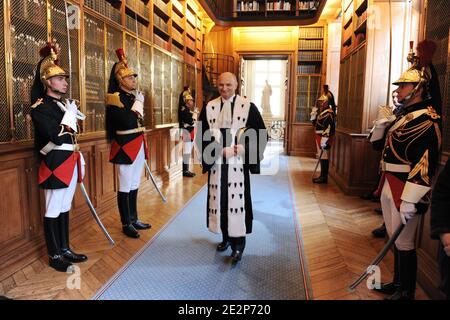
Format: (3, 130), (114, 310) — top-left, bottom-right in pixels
(179, 93), (196, 177)
(371, 40), (441, 300)
(195, 72), (267, 263)
(312, 93), (335, 184)
(30, 42), (88, 272)
(105, 48), (151, 239)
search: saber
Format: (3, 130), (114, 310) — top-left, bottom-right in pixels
(144, 161), (167, 203)
(79, 182), (115, 246)
(348, 222), (405, 291)
(312, 149), (324, 179)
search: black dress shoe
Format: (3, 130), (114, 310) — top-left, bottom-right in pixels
(61, 249), (88, 263)
(312, 177), (327, 184)
(122, 224), (140, 238)
(373, 282), (400, 295)
(372, 224), (387, 238)
(133, 220), (151, 230)
(231, 250), (243, 263)
(216, 241), (230, 252)
(49, 255), (73, 272)
(183, 170), (196, 177)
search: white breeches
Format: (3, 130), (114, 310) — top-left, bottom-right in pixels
(118, 144), (145, 192)
(183, 141), (193, 155)
(44, 166), (78, 218)
(381, 179), (420, 251)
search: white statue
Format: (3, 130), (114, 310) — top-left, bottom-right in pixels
(261, 80), (272, 117)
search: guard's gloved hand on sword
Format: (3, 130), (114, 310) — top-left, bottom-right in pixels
(320, 137), (329, 149)
(399, 200), (417, 225)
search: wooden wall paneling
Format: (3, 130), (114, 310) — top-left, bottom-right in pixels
(148, 131), (159, 172)
(417, 210), (446, 299)
(160, 129), (169, 174)
(289, 124), (316, 157)
(94, 141), (117, 207)
(0, 158), (30, 253)
(26, 154), (45, 239)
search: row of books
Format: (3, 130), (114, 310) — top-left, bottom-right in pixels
(299, 27), (324, 38)
(298, 51), (323, 61)
(299, 39), (323, 50)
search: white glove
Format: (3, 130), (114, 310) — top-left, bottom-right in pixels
(134, 90), (145, 103)
(399, 201), (417, 225)
(310, 107), (318, 121)
(369, 115), (396, 142)
(58, 99), (78, 132)
(320, 137), (329, 149)
(131, 100), (144, 118)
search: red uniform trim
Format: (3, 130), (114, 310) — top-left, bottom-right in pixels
(110, 140), (121, 161)
(385, 172), (406, 210)
(53, 154), (77, 186)
(122, 135), (144, 162)
(38, 162), (53, 185)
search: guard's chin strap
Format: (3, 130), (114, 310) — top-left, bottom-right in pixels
(396, 80), (424, 107)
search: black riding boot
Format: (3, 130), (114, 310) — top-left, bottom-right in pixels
(182, 154), (195, 177)
(59, 212), (88, 263)
(129, 189), (151, 230)
(44, 217), (73, 272)
(313, 159), (328, 184)
(231, 237), (246, 263)
(118, 192), (139, 238)
(387, 249), (417, 300)
(374, 247), (400, 294)
(217, 232), (230, 252)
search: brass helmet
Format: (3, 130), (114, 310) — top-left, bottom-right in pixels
(317, 94), (328, 102)
(39, 41), (68, 84)
(183, 94), (194, 103)
(392, 40), (436, 92)
(114, 48), (137, 81)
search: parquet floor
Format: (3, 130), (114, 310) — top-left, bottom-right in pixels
(0, 150), (429, 300)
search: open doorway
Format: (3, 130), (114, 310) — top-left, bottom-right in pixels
(239, 55), (290, 152)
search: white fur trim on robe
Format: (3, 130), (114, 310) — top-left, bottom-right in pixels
(206, 95), (251, 237)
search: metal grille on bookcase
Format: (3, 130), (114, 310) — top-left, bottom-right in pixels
(125, 34), (138, 73)
(84, 14), (105, 133)
(163, 53), (172, 123)
(139, 41), (152, 127)
(106, 25), (123, 82)
(50, 1), (81, 109)
(10, 0), (48, 141)
(425, 0), (450, 151)
(153, 48), (163, 125)
(0, 3), (9, 142)
(172, 59), (184, 124)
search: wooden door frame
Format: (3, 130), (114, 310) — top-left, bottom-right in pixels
(236, 51), (295, 153)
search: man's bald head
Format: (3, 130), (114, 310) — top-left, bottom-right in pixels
(218, 72), (238, 100)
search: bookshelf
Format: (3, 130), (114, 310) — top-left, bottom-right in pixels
(296, 26), (324, 123)
(341, 0), (367, 60)
(234, 0), (320, 18)
(1, 0), (208, 142)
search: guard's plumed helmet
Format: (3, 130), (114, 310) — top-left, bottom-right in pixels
(114, 48), (137, 81)
(183, 94), (194, 103)
(392, 40), (437, 97)
(39, 41), (69, 83)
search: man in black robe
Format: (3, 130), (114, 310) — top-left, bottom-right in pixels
(195, 72), (267, 263)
